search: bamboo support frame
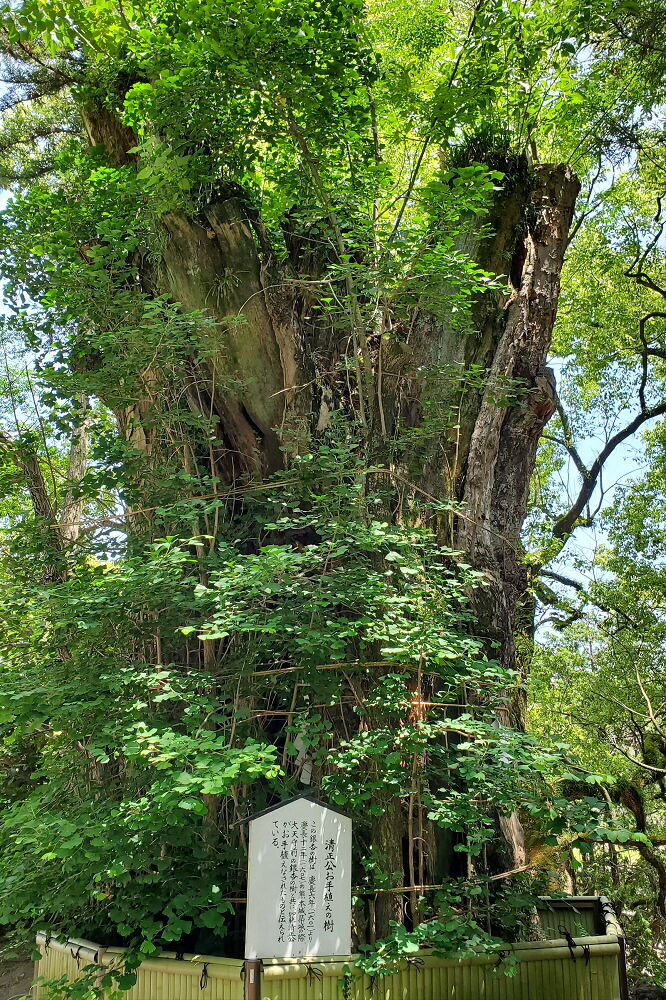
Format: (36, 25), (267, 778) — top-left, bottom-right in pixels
(33, 897), (627, 1000)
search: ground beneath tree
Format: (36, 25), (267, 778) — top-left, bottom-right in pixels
(0, 949), (34, 1000)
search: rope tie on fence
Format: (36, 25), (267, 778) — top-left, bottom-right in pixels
(199, 961), (210, 990)
(305, 965), (323, 984)
(71, 945), (83, 969)
(581, 943), (591, 965)
(559, 925), (578, 961)
(175, 951), (185, 961)
(44, 934), (51, 954)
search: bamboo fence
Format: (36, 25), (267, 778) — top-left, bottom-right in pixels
(33, 896), (628, 1000)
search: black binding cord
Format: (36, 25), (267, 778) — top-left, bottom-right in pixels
(305, 965), (324, 984)
(200, 961), (210, 990)
(558, 925), (578, 962)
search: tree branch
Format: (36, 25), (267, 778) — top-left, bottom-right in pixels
(0, 403), (90, 575)
(639, 311), (666, 410)
(0, 429), (58, 525)
(540, 569), (584, 591)
(550, 397), (590, 477)
(59, 396), (91, 544)
(551, 401), (666, 540)
(625, 198), (666, 299)
(533, 578), (583, 628)
(617, 782), (666, 917)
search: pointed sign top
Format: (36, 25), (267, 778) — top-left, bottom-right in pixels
(241, 790), (351, 824)
(245, 790), (352, 959)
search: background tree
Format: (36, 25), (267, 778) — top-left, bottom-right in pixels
(530, 129), (666, 988)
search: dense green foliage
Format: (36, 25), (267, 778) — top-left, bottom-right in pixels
(0, 443), (628, 962)
(529, 136), (666, 986)
(0, 0), (664, 994)
(532, 424), (666, 984)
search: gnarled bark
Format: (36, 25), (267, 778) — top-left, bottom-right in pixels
(457, 165), (580, 688)
(81, 105), (580, 929)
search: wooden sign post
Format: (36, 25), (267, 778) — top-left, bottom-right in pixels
(243, 793), (352, 998)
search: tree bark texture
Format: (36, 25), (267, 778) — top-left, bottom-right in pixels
(140, 165), (578, 679)
(87, 117), (580, 931)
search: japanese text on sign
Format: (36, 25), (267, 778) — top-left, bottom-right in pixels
(245, 797), (351, 959)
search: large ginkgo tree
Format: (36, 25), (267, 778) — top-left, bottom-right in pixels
(0, 0), (664, 970)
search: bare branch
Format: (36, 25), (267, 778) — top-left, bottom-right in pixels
(538, 569), (640, 628)
(639, 311), (666, 410)
(625, 196), (665, 291)
(634, 666), (666, 741)
(566, 163), (604, 247)
(540, 569), (584, 591)
(548, 397), (590, 477)
(552, 401), (666, 540)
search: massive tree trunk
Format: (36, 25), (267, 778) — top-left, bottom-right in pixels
(140, 164), (578, 670)
(138, 165), (578, 526)
(89, 116), (579, 935)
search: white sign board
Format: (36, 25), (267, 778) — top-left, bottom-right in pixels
(244, 796), (352, 959)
